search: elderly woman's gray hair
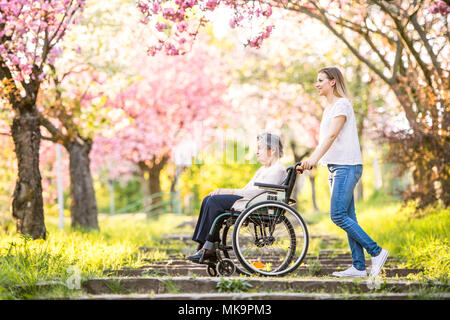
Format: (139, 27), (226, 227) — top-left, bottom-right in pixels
(257, 132), (284, 158)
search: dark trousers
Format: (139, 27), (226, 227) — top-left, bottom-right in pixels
(192, 195), (242, 246)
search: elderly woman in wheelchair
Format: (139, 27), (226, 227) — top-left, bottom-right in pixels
(187, 133), (309, 277)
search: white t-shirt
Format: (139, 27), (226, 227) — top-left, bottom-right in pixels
(231, 161), (287, 211)
(318, 97), (363, 166)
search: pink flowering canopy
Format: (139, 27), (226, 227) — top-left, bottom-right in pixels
(137, 0), (449, 56)
(0, 0), (85, 84)
(90, 39), (229, 177)
(137, 0), (275, 55)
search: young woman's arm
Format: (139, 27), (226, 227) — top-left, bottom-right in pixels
(299, 115), (346, 171)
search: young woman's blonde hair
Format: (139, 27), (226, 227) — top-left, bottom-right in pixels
(318, 67), (349, 98)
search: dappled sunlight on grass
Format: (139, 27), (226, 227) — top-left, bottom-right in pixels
(307, 196), (449, 281)
(0, 198), (448, 299)
(0, 212), (189, 299)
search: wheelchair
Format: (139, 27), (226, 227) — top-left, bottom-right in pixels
(197, 162), (309, 277)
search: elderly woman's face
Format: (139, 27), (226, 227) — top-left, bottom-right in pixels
(256, 141), (271, 164)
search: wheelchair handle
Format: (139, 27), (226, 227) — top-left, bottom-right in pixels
(293, 162), (303, 174)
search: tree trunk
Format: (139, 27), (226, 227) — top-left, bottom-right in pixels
(66, 138), (99, 230)
(170, 165), (185, 214)
(11, 110), (46, 239)
(148, 162), (164, 204)
(138, 162), (151, 212)
(309, 170), (319, 212)
(140, 156), (169, 209)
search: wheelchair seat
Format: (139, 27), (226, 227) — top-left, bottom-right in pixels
(192, 162), (308, 277)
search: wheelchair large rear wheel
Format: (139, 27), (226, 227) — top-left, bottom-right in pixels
(232, 201), (309, 276)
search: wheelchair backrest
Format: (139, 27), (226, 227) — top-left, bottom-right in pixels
(244, 162), (301, 209)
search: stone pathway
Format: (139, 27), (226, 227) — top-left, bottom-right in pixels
(72, 233), (449, 300)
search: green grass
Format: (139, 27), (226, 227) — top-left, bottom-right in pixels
(309, 192), (449, 282)
(217, 277), (253, 293)
(0, 212), (189, 299)
(0, 192), (448, 299)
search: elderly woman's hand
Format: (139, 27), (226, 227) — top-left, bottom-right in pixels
(209, 189), (223, 196)
(209, 188), (235, 196)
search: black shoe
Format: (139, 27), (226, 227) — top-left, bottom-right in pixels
(186, 250), (217, 263)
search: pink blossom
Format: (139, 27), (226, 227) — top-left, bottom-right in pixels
(177, 21), (188, 33)
(205, 0), (219, 11)
(91, 41), (229, 174)
(429, 0), (450, 15)
(263, 5), (272, 17)
(156, 21), (168, 31)
(163, 7), (175, 19)
(0, 0), (86, 83)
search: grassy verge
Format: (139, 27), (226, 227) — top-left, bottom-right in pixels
(0, 194), (448, 299)
(0, 213), (189, 299)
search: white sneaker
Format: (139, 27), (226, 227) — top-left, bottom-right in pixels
(370, 249), (389, 277)
(332, 266), (367, 278)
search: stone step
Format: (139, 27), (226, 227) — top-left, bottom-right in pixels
(160, 234), (340, 244)
(104, 266), (422, 278)
(143, 258), (399, 267)
(162, 234), (340, 239)
(71, 292), (450, 300)
(149, 251), (402, 262)
(84, 276), (443, 295)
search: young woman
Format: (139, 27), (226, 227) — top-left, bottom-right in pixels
(297, 67), (389, 278)
(187, 132), (287, 263)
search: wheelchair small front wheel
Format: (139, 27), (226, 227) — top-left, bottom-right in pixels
(216, 259), (236, 276)
(220, 220), (251, 276)
(207, 263), (218, 277)
(232, 201), (309, 277)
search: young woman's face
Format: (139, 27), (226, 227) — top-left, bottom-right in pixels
(256, 142), (271, 164)
(315, 72), (335, 97)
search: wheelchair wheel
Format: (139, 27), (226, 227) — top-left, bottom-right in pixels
(216, 259), (236, 276)
(220, 220), (251, 276)
(232, 201), (309, 277)
(207, 264), (218, 277)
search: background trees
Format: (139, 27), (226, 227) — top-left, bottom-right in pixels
(91, 39), (229, 208)
(139, 0), (449, 207)
(271, 0), (449, 206)
(35, 0), (147, 230)
(0, 0), (447, 241)
(0, 0), (86, 239)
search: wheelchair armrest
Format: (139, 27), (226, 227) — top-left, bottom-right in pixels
(254, 182), (288, 191)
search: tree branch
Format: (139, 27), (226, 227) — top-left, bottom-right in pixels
(371, 0), (434, 88)
(410, 11), (443, 78)
(312, 3), (392, 85)
(41, 135), (57, 142)
(0, 58), (21, 106)
(38, 112), (65, 144)
(391, 36), (404, 82)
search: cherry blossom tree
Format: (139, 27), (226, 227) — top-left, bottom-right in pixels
(0, 0), (86, 239)
(37, 60), (105, 230)
(138, 0), (449, 206)
(91, 40), (229, 206)
(36, 0), (155, 229)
